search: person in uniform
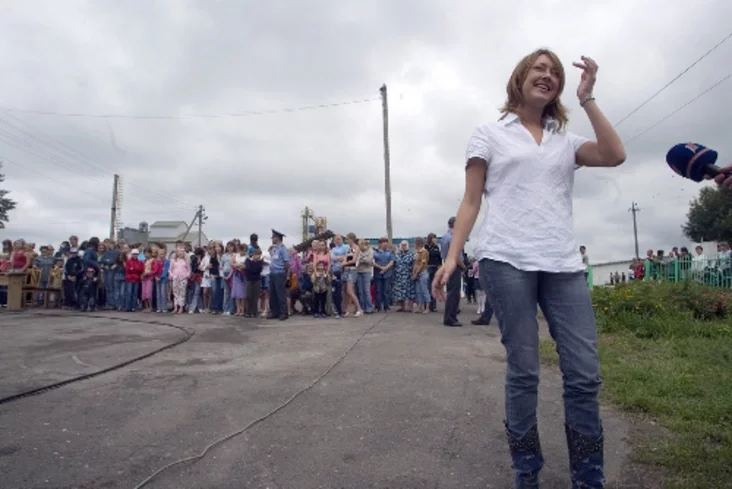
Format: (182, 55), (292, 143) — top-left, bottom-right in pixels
(268, 229), (290, 320)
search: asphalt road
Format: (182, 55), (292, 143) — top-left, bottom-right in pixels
(0, 308), (649, 489)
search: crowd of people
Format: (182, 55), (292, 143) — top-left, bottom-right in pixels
(1, 223), (483, 326)
(614, 243), (732, 284)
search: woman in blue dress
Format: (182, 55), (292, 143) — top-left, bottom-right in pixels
(392, 240), (415, 311)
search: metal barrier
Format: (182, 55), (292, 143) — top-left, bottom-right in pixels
(643, 257), (732, 288)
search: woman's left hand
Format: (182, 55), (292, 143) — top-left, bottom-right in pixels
(573, 55), (598, 101)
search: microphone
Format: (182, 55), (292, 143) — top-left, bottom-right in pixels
(666, 143), (720, 182)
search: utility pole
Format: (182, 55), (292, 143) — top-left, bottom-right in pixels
(380, 84), (393, 244)
(629, 202), (640, 259)
(196, 204), (206, 247)
(179, 208), (200, 245)
(109, 174), (119, 240)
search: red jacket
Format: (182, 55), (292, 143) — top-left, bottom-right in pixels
(125, 258), (145, 283)
(151, 259), (164, 278)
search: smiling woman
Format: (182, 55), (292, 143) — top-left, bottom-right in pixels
(433, 48), (626, 489)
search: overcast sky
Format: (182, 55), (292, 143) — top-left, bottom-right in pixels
(1, 0), (730, 263)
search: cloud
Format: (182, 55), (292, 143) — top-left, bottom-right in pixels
(1, 0), (732, 263)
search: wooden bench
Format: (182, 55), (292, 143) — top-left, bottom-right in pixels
(21, 286), (62, 308)
(0, 272), (27, 311)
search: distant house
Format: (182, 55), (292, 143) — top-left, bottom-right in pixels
(148, 221), (209, 247)
(119, 222), (149, 245)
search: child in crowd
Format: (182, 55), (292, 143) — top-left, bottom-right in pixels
(63, 248), (83, 309)
(311, 261), (330, 318)
(156, 246), (170, 313)
(141, 248), (156, 312)
(124, 249), (144, 312)
(258, 248), (271, 318)
(187, 247), (204, 314)
(298, 264), (314, 315)
(412, 237), (430, 314)
(49, 259), (64, 307)
(112, 250), (126, 311)
(244, 248), (264, 318)
(231, 244), (248, 316)
(78, 267), (98, 312)
(169, 247), (190, 314)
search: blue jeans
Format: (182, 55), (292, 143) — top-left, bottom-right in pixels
(103, 269), (116, 309)
(356, 271), (373, 313)
(188, 281), (201, 312)
(222, 277), (233, 314)
(113, 275), (125, 309)
(480, 258), (604, 489)
(414, 270), (430, 304)
(331, 270), (343, 316)
(374, 272), (392, 310)
(210, 276), (224, 313)
(155, 280), (169, 311)
(123, 282), (139, 312)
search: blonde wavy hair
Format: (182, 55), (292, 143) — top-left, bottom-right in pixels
(499, 48), (569, 131)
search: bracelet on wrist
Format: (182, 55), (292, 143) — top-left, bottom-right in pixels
(580, 95), (595, 107)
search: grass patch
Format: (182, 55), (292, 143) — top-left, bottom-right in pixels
(538, 281), (732, 488)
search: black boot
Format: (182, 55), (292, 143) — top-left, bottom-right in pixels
(565, 424), (605, 488)
(506, 423), (543, 488)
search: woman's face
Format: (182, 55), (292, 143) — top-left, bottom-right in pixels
(98, 244), (105, 253)
(400, 242), (408, 252)
(122, 244), (130, 254)
(227, 243), (235, 253)
(521, 54), (561, 108)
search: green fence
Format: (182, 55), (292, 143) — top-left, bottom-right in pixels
(643, 257), (732, 288)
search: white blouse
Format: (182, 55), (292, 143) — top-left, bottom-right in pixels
(466, 113), (589, 273)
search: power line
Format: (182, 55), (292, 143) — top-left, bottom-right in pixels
(623, 73), (731, 145)
(0, 126), (192, 211)
(0, 96), (380, 120)
(1, 156), (110, 206)
(614, 30), (732, 127)
(0, 112), (197, 210)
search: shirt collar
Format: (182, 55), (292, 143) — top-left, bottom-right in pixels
(498, 112), (559, 132)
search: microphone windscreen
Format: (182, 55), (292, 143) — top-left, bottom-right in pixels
(666, 143), (718, 182)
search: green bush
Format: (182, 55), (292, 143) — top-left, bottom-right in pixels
(591, 281), (732, 339)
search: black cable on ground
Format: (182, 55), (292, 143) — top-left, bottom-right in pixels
(131, 312), (390, 489)
(0, 313), (194, 406)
